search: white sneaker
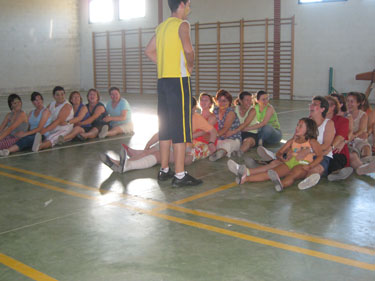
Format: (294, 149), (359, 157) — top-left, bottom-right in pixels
(267, 169), (283, 192)
(99, 125), (109, 139)
(257, 146), (276, 161)
(32, 133), (42, 152)
(227, 159), (240, 175)
(0, 149), (10, 157)
(209, 149), (227, 161)
(99, 153), (121, 172)
(356, 161), (375, 175)
(119, 145), (127, 173)
(235, 164), (248, 185)
(328, 167), (354, 181)
(298, 173), (320, 190)
(57, 135), (64, 145)
(243, 156), (259, 169)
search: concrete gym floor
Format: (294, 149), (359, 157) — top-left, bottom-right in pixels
(0, 94), (374, 281)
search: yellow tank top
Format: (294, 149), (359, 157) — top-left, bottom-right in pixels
(156, 17), (190, 78)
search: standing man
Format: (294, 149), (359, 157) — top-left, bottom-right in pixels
(145, 0), (202, 187)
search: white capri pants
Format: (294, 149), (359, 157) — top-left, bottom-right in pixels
(349, 137), (371, 156)
(217, 138), (241, 157)
(46, 124), (73, 146)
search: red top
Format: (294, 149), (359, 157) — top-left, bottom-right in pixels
(195, 122), (219, 145)
(332, 115), (350, 167)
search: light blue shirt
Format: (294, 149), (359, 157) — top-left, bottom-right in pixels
(106, 98), (132, 126)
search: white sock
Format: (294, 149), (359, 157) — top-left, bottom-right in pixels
(124, 155), (158, 172)
(160, 166), (169, 173)
(175, 171), (186, 179)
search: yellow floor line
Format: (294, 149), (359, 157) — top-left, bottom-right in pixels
(111, 201), (375, 272)
(1, 171), (374, 272)
(173, 182), (237, 205)
(0, 164), (99, 192)
(150, 182), (237, 212)
(0, 164), (374, 256)
(0, 253), (58, 281)
(0, 171), (97, 201)
(166, 204), (375, 256)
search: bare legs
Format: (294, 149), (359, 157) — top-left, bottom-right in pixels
(80, 128), (99, 140)
(106, 126), (124, 137)
(172, 143), (186, 174)
(240, 137), (256, 153)
(63, 127), (85, 142)
(361, 145), (371, 158)
(242, 163), (290, 183)
(280, 165), (308, 188)
(247, 159), (281, 175)
(38, 140), (53, 150)
(6, 144), (21, 153)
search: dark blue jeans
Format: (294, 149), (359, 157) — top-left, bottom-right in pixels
(15, 134), (45, 150)
(258, 125), (282, 145)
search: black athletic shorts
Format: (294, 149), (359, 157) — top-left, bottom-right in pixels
(241, 131), (258, 145)
(157, 77), (192, 144)
(328, 153), (347, 174)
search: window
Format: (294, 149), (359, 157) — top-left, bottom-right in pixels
(299, 0), (347, 4)
(89, 0), (146, 23)
(119, 0), (145, 20)
(89, 0), (114, 23)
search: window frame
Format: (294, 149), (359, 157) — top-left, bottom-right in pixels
(298, 0), (347, 4)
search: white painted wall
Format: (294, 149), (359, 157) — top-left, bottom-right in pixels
(79, 0), (159, 91)
(284, 0), (375, 100)
(80, 0), (375, 101)
(0, 0), (80, 96)
(2, 0), (374, 101)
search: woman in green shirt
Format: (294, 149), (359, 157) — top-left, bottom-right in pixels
(246, 90), (282, 145)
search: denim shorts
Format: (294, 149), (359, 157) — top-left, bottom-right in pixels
(320, 156), (332, 176)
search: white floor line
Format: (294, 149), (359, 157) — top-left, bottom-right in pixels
(0, 211), (83, 236)
(0, 198), (127, 236)
(0, 135), (131, 159)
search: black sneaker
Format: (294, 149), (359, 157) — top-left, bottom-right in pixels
(158, 169), (175, 181)
(172, 173), (203, 187)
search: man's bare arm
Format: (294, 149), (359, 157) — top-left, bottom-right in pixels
(145, 35), (157, 63)
(179, 21), (194, 74)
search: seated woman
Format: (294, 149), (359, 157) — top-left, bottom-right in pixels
(74, 88), (108, 140)
(228, 118), (322, 192)
(226, 91), (258, 155)
(197, 92), (217, 126)
(208, 89), (241, 161)
(99, 87), (133, 138)
(346, 92), (371, 158)
(327, 94), (375, 180)
(0, 94), (28, 151)
(0, 92), (51, 156)
(251, 90), (282, 146)
(229, 96), (335, 190)
(100, 97), (217, 173)
(330, 92), (353, 131)
(188, 93), (218, 156)
(32, 86), (74, 152)
(359, 92), (375, 154)
(57, 91), (90, 144)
